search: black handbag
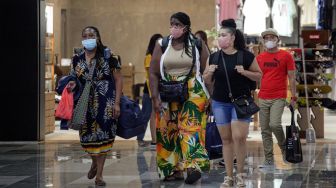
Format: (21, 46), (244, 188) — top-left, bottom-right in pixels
(159, 80), (189, 103)
(232, 95), (260, 119)
(285, 106), (303, 163)
(220, 52), (260, 119)
(159, 40), (196, 103)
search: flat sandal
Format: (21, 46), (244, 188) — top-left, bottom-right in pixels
(95, 179), (106, 186)
(87, 166), (97, 179)
(163, 171), (184, 181)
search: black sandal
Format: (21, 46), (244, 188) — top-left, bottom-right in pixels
(163, 171), (184, 181)
(185, 168), (201, 184)
(87, 165), (97, 179)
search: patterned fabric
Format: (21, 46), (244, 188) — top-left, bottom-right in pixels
(71, 52), (121, 155)
(156, 73), (210, 179)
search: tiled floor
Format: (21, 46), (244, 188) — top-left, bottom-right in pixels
(0, 141), (336, 187)
(1, 109), (335, 187)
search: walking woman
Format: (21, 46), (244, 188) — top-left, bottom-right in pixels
(69, 26), (122, 186)
(137, 33), (163, 148)
(203, 19), (262, 187)
(149, 12), (210, 184)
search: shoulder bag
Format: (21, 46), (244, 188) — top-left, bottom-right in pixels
(158, 39), (197, 103)
(69, 59), (96, 130)
(221, 51), (260, 119)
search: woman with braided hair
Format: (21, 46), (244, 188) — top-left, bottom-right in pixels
(150, 12), (210, 184)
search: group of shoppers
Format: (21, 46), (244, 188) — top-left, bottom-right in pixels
(66, 11), (296, 187)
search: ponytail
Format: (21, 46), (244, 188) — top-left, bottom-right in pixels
(234, 29), (247, 50)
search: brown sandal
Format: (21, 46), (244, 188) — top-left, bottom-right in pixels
(163, 171), (184, 181)
(87, 165), (97, 179)
(173, 171), (184, 180)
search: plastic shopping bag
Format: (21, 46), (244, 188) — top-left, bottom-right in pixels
(55, 86), (74, 120)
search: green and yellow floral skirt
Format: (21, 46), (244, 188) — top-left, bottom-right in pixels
(156, 74), (210, 179)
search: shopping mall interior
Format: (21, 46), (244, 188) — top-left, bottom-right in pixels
(1, 0), (336, 187)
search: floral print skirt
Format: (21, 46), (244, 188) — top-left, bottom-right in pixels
(156, 75), (210, 179)
(79, 80), (117, 156)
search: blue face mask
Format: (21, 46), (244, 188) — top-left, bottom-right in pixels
(82, 38), (97, 51)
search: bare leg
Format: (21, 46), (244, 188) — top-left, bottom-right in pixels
(95, 154), (106, 181)
(231, 121), (249, 174)
(87, 155), (97, 179)
(217, 124), (234, 178)
(150, 108), (157, 143)
(91, 155), (97, 168)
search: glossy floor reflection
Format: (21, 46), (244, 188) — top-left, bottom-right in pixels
(1, 140), (336, 188)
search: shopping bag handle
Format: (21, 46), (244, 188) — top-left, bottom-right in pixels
(289, 105), (300, 134)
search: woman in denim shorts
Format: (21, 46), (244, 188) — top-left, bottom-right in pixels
(203, 19), (262, 187)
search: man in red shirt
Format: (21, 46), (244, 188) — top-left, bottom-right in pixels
(256, 28), (297, 168)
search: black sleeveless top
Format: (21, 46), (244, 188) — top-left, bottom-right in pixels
(210, 50), (255, 103)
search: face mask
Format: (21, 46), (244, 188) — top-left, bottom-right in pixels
(82, 38), (97, 51)
(264, 40), (277, 49)
(218, 36), (231, 49)
(170, 26), (185, 39)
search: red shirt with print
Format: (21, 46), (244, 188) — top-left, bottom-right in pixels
(257, 49), (295, 99)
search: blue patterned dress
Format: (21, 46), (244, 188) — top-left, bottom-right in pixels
(71, 51), (121, 155)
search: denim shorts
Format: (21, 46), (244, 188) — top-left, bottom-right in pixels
(211, 99), (251, 126)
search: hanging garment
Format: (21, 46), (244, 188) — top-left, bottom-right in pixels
(216, 0), (241, 22)
(243, 0), (270, 36)
(272, 0), (297, 37)
(235, 0), (244, 30)
(298, 0), (318, 27)
(317, 0), (332, 30)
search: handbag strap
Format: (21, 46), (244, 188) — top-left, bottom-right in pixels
(220, 50), (245, 101)
(183, 39), (197, 85)
(220, 51), (234, 101)
(87, 59), (96, 81)
(289, 105), (298, 133)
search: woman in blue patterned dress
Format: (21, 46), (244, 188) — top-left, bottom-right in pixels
(69, 26), (122, 186)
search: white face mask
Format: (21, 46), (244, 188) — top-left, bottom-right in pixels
(264, 40), (277, 49)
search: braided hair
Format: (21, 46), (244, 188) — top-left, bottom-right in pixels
(170, 12), (194, 57)
(82, 26), (106, 58)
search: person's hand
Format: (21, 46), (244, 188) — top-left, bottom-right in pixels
(208, 65), (218, 73)
(75, 66), (83, 76)
(112, 103), (121, 119)
(290, 96), (297, 109)
(153, 98), (162, 113)
(205, 99), (212, 115)
(66, 81), (76, 92)
(235, 65), (245, 75)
